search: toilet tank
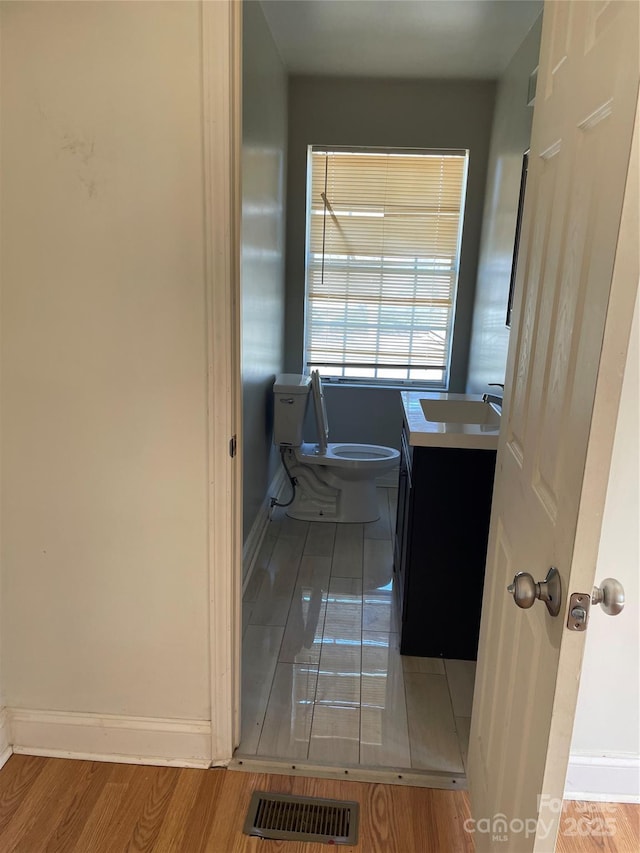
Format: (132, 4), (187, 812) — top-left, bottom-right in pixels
(273, 374), (311, 447)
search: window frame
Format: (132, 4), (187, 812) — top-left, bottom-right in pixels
(302, 144), (469, 390)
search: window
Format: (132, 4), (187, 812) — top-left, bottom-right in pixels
(304, 146), (468, 387)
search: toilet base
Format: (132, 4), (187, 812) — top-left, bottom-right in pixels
(286, 477), (380, 523)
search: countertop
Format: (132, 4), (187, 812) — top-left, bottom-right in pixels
(400, 391), (501, 450)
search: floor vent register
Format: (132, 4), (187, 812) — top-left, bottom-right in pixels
(243, 791), (359, 845)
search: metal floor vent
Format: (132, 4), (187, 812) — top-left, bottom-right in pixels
(243, 791), (359, 845)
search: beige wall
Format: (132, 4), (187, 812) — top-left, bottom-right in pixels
(466, 16), (542, 394)
(1, 1), (210, 720)
(241, 0), (288, 543)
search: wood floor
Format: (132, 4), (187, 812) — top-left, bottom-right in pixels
(239, 488), (473, 774)
(0, 755), (638, 852)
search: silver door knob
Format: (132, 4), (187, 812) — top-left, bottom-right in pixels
(507, 567), (562, 617)
(592, 578), (625, 616)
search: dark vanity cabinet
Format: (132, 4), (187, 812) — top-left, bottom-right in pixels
(394, 424), (496, 661)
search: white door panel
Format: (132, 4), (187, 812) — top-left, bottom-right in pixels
(468, 2), (639, 851)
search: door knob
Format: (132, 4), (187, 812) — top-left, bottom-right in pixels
(592, 578), (625, 616)
(507, 567), (562, 617)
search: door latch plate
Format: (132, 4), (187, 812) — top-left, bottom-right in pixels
(567, 592), (591, 631)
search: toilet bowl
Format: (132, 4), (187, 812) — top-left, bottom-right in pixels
(273, 372), (399, 523)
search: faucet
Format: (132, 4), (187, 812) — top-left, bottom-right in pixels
(482, 383), (504, 408)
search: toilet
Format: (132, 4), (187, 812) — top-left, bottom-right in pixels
(273, 372), (400, 523)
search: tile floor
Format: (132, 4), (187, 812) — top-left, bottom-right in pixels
(238, 487), (475, 774)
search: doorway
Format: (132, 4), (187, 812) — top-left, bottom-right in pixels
(233, 1), (542, 786)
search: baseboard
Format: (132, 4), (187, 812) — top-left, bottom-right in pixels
(8, 708), (212, 769)
(564, 753), (640, 803)
(0, 708), (12, 770)
(242, 466), (286, 590)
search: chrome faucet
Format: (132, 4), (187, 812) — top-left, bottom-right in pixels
(482, 383), (504, 408)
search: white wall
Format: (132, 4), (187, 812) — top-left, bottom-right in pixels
(241, 0), (288, 543)
(466, 16), (542, 394)
(1, 1), (210, 723)
(567, 295), (640, 799)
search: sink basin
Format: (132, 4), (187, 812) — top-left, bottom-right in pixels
(420, 398), (501, 426)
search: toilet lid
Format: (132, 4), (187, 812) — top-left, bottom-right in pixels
(310, 370), (329, 452)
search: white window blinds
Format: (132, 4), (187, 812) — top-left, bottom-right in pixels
(305, 147), (468, 386)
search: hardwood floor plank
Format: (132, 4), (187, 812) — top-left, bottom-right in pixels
(0, 755), (45, 834)
(143, 768), (204, 853)
(45, 761), (111, 853)
(2, 757), (95, 853)
(70, 778), (130, 853)
(176, 768), (226, 853)
(556, 801), (640, 852)
(425, 787), (475, 853)
(127, 766), (179, 852)
(98, 765), (168, 851)
(205, 770), (292, 852)
(0, 756), (637, 852)
(13, 759), (103, 853)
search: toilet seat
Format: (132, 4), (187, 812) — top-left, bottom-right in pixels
(296, 441), (399, 472)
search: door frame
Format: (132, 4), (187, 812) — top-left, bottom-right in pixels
(203, 0), (243, 764)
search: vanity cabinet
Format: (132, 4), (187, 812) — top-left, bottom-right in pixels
(394, 423), (496, 661)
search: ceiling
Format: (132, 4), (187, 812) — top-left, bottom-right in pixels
(260, 0), (543, 79)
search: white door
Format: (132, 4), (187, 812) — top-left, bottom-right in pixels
(467, 2), (639, 851)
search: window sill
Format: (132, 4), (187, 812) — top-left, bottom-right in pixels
(319, 379), (449, 393)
